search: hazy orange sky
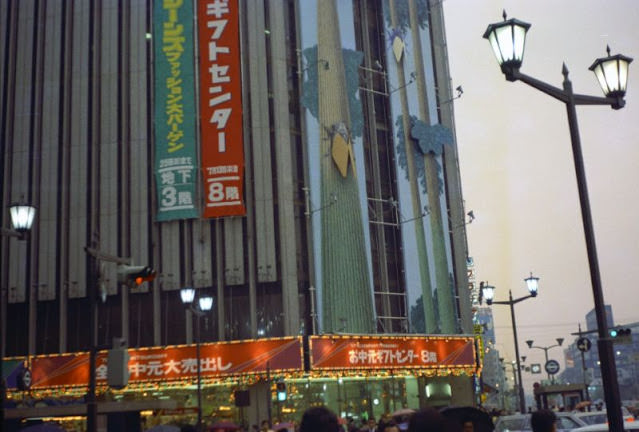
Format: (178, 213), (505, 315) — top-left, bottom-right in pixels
(443, 0), (639, 391)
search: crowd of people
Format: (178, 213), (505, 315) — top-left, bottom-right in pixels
(294, 406), (452, 432)
(189, 406), (567, 432)
(288, 406), (559, 432)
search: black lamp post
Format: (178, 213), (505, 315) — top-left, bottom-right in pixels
(526, 338), (564, 383)
(180, 287), (213, 432)
(482, 273), (539, 413)
(484, 11), (631, 432)
(510, 360), (520, 408)
(1, 203), (36, 428)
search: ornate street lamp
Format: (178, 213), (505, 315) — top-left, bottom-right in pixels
(524, 273), (539, 296)
(181, 287), (213, 432)
(1, 203), (36, 238)
(180, 286), (196, 305)
(481, 274), (539, 413)
(483, 11), (531, 79)
(590, 47), (632, 99)
(8, 203), (37, 233)
(484, 12), (631, 431)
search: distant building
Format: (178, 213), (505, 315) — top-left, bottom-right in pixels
(585, 305), (614, 332)
(474, 306), (509, 408)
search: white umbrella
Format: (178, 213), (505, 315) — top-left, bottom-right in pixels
(391, 408), (415, 418)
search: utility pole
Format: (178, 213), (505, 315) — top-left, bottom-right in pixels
(84, 245), (133, 432)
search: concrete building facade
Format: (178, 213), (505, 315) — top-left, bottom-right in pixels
(1, 0), (473, 426)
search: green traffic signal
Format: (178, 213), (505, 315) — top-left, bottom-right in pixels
(609, 327), (632, 341)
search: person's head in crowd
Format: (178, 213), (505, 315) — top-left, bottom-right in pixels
(408, 407), (454, 432)
(300, 406), (341, 432)
(531, 409), (557, 432)
(377, 419), (400, 432)
(366, 418), (377, 431)
(461, 419), (474, 432)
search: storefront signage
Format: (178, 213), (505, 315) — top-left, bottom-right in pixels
(309, 335), (475, 370)
(197, 0), (246, 218)
(25, 337), (302, 389)
(8, 335), (475, 390)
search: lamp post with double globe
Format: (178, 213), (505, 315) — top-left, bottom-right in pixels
(180, 287), (213, 432)
(483, 11), (631, 431)
(482, 273), (540, 413)
(1, 203), (37, 427)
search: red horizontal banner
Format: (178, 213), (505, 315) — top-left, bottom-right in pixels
(309, 335), (475, 370)
(29, 337), (303, 388)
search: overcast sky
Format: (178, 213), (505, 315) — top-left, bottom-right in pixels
(443, 0), (639, 391)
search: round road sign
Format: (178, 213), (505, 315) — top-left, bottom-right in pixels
(577, 337), (592, 352)
(18, 368), (32, 390)
(545, 359), (560, 375)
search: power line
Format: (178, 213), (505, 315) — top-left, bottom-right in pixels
(493, 321), (579, 330)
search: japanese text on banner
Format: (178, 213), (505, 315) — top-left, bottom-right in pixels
(198, 0), (246, 217)
(153, 0), (199, 220)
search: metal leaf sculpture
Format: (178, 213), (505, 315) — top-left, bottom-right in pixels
(410, 119), (454, 156)
(301, 45), (364, 139)
(395, 116), (453, 195)
(382, 0), (430, 32)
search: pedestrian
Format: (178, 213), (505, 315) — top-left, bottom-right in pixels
(347, 417), (359, 432)
(299, 406), (341, 432)
(461, 418), (473, 432)
(362, 418), (377, 432)
(408, 407), (458, 432)
(530, 409), (557, 432)
(261, 420), (275, 432)
(377, 419), (400, 432)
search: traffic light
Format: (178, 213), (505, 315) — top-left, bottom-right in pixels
(117, 265), (156, 286)
(276, 380), (287, 401)
(609, 327), (632, 343)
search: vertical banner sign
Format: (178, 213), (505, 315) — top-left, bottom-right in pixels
(153, 0), (199, 221)
(198, 0), (246, 218)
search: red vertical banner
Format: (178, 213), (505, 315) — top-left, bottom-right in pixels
(198, 0), (246, 217)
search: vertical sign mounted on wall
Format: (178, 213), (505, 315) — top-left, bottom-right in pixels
(198, 0), (246, 218)
(153, 0), (199, 221)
